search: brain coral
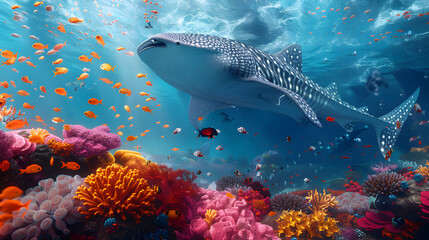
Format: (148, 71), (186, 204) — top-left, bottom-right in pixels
(74, 165), (156, 223)
(363, 172), (403, 197)
(335, 192), (371, 215)
(271, 193), (309, 212)
(0, 175), (85, 240)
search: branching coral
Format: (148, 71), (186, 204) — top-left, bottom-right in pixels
(74, 165), (156, 223)
(363, 172), (404, 197)
(238, 189), (271, 221)
(28, 128), (50, 145)
(276, 210), (339, 239)
(271, 193), (309, 212)
(371, 162), (397, 173)
(415, 161), (429, 178)
(305, 189), (338, 212)
(203, 209), (217, 228)
(47, 139), (74, 157)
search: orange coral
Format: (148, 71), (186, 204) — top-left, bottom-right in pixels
(305, 189), (338, 212)
(74, 164), (156, 223)
(47, 138), (74, 156)
(114, 150), (155, 174)
(335, 212), (357, 227)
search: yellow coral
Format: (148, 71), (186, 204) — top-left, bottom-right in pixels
(276, 210), (339, 239)
(74, 164), (156, 223)
(47, 138), (74, 156)
(416, 165), (429, 178)
(305, 189), (338, 212)
(28, 128), (50, 144)
(204, 209), (217, 228)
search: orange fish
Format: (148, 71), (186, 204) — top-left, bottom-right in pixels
(79, 55), (93, 63)
(40, 86), (47, 93)
(124, 105), (131, 113)
(364, 10), (371, 14)
(1, 81), (9, 88)
(49, 127), (56, 131)
(117, 47), (125, 51)
(54, 88), (68, 97)
(0, 199), (31, 213)
(0, 186), (23, 200)
(61, 161), (80, 170)
(172, 148), (179, 151)
(90, 52), (101, 59)
(53, 107), (61, 112)
(112, 82), (122, 89)
(136, 73), (147, 78)
(1, 160), (10, 172)
(1, 57), (16, 66)
(17, 90), (30, 96)
(32, 43), (48, 50)
(385, 149), (393, 160)
(10, 81), (15, 87)
(53, 67), (68, 77)
(109, 106), (116, 112)
(198, 117), (203, 121)
(22, 103), (35, 109)
(268, 211), (277, 217)
(139, 92), (149, 96)
(52, 117), (65, 123)
(34, 1), (43, 7)
(77, 73), (89, 80)
(68, 17), (84, 23)
(142, 106), (153, 113)
(63, 124), (70, 131)
(368, 18), (375, 22)
(88, 98), (103, 105)
(146, 81), (153, 86)
(226, 193), (235, 198)
(95, 35), (105, 47)
(25, 61), (36, 67)
(11, 5), (21, 9)
(57, 23), (66, 33)
(126, 135), (137, 141)
(21, 76), (33, 84)
(84, 111), (97, 119)
(146, 97), (156, 102)
(163, 124), (169, 128)
(119, 88), (131, 96)
(1, 50), (17, 59)
(396, 121), (401, 129)
(52, 58), (63, 65)
(50, 157), (54, 166)
(326, 116), (335, 122)
(19, 164), (42, 174)
(99, 77), (113, 84)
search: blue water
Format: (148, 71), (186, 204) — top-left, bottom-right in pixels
(1, 0), (429, 192)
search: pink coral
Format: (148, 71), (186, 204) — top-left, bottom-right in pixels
(238, 189), (271, 221)
(9, 132), (36, 157)
(371, 162), (397, 173)
(335, 192), (371, 214)
(420, 191), (429, 220)
(63, 125), (121, 158)
(187, 188), (279, 240)
(0, 130), (14, 159)
(357, 211), (402, 233)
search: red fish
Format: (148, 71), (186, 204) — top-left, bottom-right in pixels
(197, 128), (218, 139)
(326, 116), (335, 122)
(396, 121), (401, 129)
(340, 156), (350, 159)
(420, 120), (429, 125)
(419, 140), (422, 145)
(363, 145), (372, 148)
(385, 149), (393, 160)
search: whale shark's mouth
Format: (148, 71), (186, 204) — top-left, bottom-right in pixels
(138, 39), (167, 54)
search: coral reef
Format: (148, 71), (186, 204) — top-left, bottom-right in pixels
(371, 162), (397, 173)
(416, 161), (429, 178)
(63, 125), (121, 158)
(47, 138), (74, 157)
(0, 130), (15, 160)
(74, 165), (156, 223)
(216, 175), (246, 191)
(420, 191), (429, 220)
(238, 189), (271, 221)
(276, 210), (339, 239)
(357, 211), (399, 232)
(363, 172), (403, 197)
(305, 189), (338, 212)
(335, 192), (370, 214)
(270, 193), (309, 212)
(0, 175), (84, 240)
(188, 188), (279, 240)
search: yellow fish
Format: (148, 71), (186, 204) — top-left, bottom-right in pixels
(100, 63), (116, 72)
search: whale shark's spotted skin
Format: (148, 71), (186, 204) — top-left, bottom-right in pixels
(138, 33), (420, 156)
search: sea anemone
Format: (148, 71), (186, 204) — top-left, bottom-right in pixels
(216, 175), (245, 191)
(74, 165), (156, 223)
(271, 193), (309, 212)
(363, 172), (403, 197)
(28, 128), (50, 144)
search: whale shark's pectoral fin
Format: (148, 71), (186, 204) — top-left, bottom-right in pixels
(246, 76), (322, 128)
(189, 96), (234, 129)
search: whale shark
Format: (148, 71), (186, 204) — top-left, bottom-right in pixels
(137, 33), (419, 158)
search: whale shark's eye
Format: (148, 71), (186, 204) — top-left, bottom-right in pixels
(176, 42), (180, 45)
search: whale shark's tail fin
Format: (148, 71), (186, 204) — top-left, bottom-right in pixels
(373, 88), (420, 158)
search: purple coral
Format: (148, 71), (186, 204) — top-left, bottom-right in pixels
(0, 175), (85, 240)
(363, 172), (403, 197)
(187, 188), (279, 240)
(271, 193), (309, 212)
(371, 162), (397, 173)
(0, 130), (14, 160)
(63, 125), (121, 158)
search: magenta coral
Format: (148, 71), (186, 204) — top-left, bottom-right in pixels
(0, 130), (14, 160)
(187, 188), (279, 240)
(0, 175), (85, 240)
(63, 125), (121, 158)
(238, 189), (271, 221)
(335, 192), (371, 215)
(419, 191), (429, 220)
(357, 211), (401, 233)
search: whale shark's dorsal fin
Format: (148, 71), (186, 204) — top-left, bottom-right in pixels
(274, 44), (302, 72)
(189, 96), (234, 129)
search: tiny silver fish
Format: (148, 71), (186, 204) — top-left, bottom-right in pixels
(29, 35), (39, 40)
(11, 33), (21, 38)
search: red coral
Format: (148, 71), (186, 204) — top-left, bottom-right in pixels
(381, 219), (421, 240)
(420, 191), (429, 220)
(403, 171), (415, 180)
(238, 189), (271, 221)
(345, 180), (364, 195)
(335, 212), (357, 227)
